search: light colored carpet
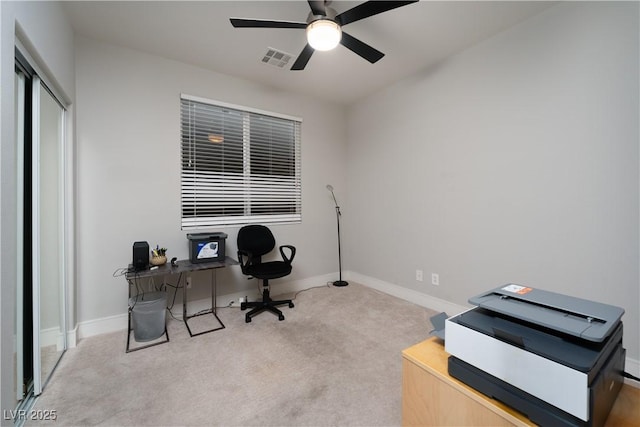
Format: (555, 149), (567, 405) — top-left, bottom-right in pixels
(28, 282), (437, 426)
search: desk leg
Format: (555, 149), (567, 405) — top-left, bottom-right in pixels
(183, 269), (225, 337)
(212, 269), (216, 317)
(126, 309), (132, 352)
(183, 274), (188, 325)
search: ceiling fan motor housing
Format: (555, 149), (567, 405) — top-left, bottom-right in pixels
(306, 6), (338, 25)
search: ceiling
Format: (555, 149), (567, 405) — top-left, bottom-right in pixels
(62, 1), (555, 105)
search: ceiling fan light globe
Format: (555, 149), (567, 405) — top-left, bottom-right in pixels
(307, 20), (342, 51)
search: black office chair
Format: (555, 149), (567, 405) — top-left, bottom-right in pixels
(237, 225), (296, 323)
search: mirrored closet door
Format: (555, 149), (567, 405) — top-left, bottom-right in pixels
(33, 75), (66, 395)
(15, 50), (67, 402)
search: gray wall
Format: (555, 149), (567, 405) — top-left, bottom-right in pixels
(345, 1), (639, 360)
(74, 36), (348, 324)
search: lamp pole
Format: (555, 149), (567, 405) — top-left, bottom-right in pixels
(327, 185), (348, 287)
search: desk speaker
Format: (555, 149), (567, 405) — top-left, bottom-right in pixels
(132, 241), (149, 271)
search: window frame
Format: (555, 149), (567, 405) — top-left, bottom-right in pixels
(180, 94), (302, 229)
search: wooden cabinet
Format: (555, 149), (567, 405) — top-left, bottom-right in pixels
(402, 337), (640, 427)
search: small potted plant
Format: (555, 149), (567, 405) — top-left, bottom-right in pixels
(150, 245), (168, 266)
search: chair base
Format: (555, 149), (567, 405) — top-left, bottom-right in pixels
(241, 286), (294, 323)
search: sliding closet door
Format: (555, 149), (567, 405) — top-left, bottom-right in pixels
(31, 77), (66, 396)
(15, 69), (27, 402)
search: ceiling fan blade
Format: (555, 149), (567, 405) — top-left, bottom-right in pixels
(340, 32), (384, 64)
(336, 1), (418, 26)
(307, 0), (326, 16)
(230, 18), (307, 29)
(291, 44), (315, 71)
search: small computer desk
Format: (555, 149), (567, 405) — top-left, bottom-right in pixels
(125, 256), (238, 352)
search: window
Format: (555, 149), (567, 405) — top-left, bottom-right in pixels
(180, 95), (301, 229)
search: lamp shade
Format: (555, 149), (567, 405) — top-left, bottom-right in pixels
(306, 20), (342, 51)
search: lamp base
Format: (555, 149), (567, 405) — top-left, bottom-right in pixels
(333, 280), (349, 287)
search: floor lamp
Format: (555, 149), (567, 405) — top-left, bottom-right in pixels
(327, 185), (348, 287)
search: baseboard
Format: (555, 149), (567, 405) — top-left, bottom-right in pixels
(625, 358), (640, 382)
(345, 270), (640, 379)
(67, 325), (78, 348)
(346, 271), (469, 315)
(75, 272), (338, 341)
(77, 312), (128, 340)
(40, 326), (65, 349)
(71, 270), (640, 378)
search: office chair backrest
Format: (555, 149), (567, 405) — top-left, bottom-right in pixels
(237, 225), (276, 262)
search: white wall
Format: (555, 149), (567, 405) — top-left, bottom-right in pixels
(74, 36), (347, 324)
(1, 0), (75, 416)
(345, 1), (639, 361)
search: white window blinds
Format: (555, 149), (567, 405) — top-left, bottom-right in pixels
(180, 95), (302, 229)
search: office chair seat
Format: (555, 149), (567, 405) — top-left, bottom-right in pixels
(237, 225), (296, 323)
(244, 261), (292, 280)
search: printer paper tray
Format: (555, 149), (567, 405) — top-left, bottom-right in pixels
(449, 355), (584, 426)
(448, 340), (625, 427)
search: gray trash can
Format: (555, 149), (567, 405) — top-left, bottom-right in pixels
(129, 291), (167, 342)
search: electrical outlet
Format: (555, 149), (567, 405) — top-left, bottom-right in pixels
(186, 275), (192, 289)
(431, 273), (439, 286)
(239, 296), (246, 304)
(416, 269), (423, 282)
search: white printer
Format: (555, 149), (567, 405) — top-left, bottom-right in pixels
(445, 284), (625, 427)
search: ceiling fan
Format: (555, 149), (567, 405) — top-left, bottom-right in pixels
(230, 1), (418, 71)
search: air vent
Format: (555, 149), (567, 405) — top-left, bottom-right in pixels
(260, 47), (293, 68)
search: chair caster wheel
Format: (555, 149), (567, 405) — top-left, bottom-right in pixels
(240, 302), (247, 310)
(289, 302), (294, 308)
(245, 315), (251, 323)
(279, 315), (285, 321)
